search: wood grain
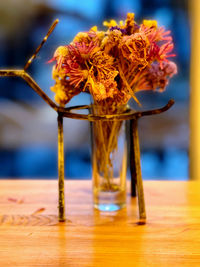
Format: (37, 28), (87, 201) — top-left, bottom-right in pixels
(0, 180), (200, 266)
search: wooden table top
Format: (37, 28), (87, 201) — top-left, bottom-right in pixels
(0, 180), (200, 267)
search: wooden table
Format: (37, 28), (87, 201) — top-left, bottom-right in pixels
(0, 180), (200, 266)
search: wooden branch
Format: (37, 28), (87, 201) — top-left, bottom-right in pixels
(0, 70), (58, 110)
(129, 120), (137, 197)
(58, 100), (175, 121)
(130, 119), (146, 224)
(57, 114), (65, 222)
(137, 99), (175, 118)
(24, 19), (59, 71)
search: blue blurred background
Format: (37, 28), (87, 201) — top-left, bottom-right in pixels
(0, 0), (189, 180)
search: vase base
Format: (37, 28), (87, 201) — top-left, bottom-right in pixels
(94, 203), (125, 212)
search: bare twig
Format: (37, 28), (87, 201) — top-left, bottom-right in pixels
(24, 19), (59, 71)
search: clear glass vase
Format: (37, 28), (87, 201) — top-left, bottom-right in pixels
(91, 115), (127, 212)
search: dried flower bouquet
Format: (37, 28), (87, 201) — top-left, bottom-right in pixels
(49, 13), (177, 194)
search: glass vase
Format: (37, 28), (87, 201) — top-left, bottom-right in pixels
(91, 114), (127, 212)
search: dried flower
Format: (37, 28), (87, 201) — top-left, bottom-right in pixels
(119, 32), (149, 68)
(135, 61), (178, 92)
(49, 12), (177, 108)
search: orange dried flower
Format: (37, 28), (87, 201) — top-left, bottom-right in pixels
(119, 32), (149, 68)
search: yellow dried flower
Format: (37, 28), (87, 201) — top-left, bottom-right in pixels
(73, 32), (90, 43)
(54, 88), (68, 105)
(52, 80), (82, 106)
(143, 20), (157, 28)
(90, 26), (98, 32)
(96, 31), (105, 41)
(100, 36), (109, 49)
(126, 13), (135, 22)
(119, 20), (124, 26)
(54, 46), (68, 57)
(103, 19), (118, 28)
(125, 13), (135, 26)
(52, 66), (65, 81)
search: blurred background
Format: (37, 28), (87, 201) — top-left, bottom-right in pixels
(0, 0), (190, 180)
